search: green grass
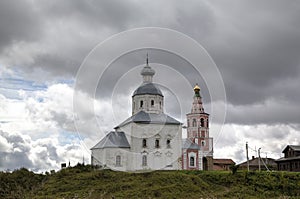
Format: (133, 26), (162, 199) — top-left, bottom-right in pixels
(1, 164), (300, 198)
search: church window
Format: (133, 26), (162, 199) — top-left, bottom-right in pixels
(159, 101), (162, 109)
(151, 100), (154, 107)
(142, 139), (147, 148)
(200, 118), (204, 127)
(192, 119), (197, 127)
(116, 155), (121, 166)
(140, 100), (143, 108)
(190, 156), (195, 167)
(166, 139), (171, 148)
(155, 139), (160, 148)
(142, 155), (147, 166)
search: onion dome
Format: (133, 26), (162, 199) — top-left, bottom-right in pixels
(194, 84), (201, 97)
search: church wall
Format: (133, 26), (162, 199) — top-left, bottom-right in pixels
(132, 94), (164, 114)
(91, 148), (130, 171)
(127, 123), (182, 171)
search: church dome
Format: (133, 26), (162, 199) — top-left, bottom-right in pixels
(133, 82), (163, 96)
(141, 66), (155, 76)
(194, 84), (200, 91)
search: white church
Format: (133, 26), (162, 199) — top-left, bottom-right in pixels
(91, 57), (213, 171)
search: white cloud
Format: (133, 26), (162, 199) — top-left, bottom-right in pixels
(0, 129), (89, 172)
(213, 123), (300, 164)
(0, 82), (112, 171)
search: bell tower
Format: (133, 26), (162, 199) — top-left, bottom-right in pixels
(186, 84), (213, 170)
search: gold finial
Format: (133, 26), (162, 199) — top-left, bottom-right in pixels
(194, 84), (200, 97)
(194, 84), (200, 91)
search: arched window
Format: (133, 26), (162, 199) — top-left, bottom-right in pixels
(200, 118), (204, 127)
(140, 100), (143, 108)
(207, 119), (209, 128)
(142, 139), (147, 148)
(190, 156), (195, 167)
(166, 139), (171, 148)
(151, 100), (154, 107)
(116, 155), (121, 166)
(155, 139), (160, 148)
(159, 101), (162, 109)
(142, 155), (147, 166)
(192, 119), (197, 127)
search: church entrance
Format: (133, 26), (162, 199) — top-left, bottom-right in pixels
(203, 157), (208, 170)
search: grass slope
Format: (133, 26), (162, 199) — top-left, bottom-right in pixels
(1, 164), (300, 198)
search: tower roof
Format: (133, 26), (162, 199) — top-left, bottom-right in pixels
(182, 139), (201, 149)
(133, 54), (162, 96)
(133, 82), (163, 96)
(193, 84), (201, 97)
(115, 111), (181, 128)
(91, 131), (130, 149)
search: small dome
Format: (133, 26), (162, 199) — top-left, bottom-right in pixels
(141, 66), (155, 76)
(194, 84), (200, 91)
(133, 83), (163, 96)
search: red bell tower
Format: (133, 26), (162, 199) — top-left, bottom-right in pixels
(185, 84), (213, 170)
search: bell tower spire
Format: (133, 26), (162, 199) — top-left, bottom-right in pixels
(191, 84), (204, 113)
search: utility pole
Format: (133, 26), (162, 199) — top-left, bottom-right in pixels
(258, 148), (261, 171)
(246, 142), (249, 172)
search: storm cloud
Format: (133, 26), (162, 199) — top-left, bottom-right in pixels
(0, 0), (299, 170)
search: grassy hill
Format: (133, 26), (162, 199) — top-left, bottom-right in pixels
(1, 164), (300, 198)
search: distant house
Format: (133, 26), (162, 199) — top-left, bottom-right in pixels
(213, 159), (235, 171)
(238, 156), (277, 171)
(275, 145), (300, 172)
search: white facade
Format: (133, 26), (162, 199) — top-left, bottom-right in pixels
(118, 123), (182, 171)
(91, 59), (182, 171)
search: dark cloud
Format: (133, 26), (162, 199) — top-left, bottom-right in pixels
(1, 0), (300, 170)
(0, 0), (297, 126)
(203, 1), (300, 106)
(0, 0), (43, 52)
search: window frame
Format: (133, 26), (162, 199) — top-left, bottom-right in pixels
(142, 139), (147, 148)
(155, 139), (160, 148)
(140, 100), (143, 108)
(142, 155), (147, 166)
(166, 139), (171, 148)
(116, 155), (121, 167)
(190, 156), (195, 167)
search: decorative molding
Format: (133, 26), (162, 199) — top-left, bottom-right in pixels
(165, 151), (173, 157)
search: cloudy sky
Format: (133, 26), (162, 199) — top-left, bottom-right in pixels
(0, 0), (300, 172)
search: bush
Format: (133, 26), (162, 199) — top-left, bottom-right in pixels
(229, 164), (239, 174)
